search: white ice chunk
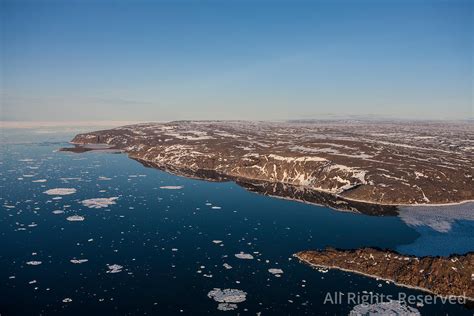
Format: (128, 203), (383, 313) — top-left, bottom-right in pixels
(43, 188), (76, 195)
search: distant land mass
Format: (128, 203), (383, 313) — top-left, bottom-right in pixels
(63, 120), (473, 213)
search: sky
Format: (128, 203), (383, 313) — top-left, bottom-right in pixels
(1, 0), (472, 121)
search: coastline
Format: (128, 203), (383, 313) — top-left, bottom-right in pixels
(63, 141), (473, 211)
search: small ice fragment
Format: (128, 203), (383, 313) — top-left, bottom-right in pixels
(43, 188), (76, 196)
(268, 268), (284, 276)
(159, 186), (184, 190)
(66, 215), (85, 222)
(26, 261), (42, 266)
(218, 303), (238, 311)
(81, 197), (118, 209)
(235, 252), (254, 260)
(106, 264), (123, 273)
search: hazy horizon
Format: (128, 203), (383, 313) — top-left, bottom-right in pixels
(1, 0), (472, 121)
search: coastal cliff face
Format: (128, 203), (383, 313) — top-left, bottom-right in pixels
(68, 120), (473, 206)
(295, 248), (474, 300)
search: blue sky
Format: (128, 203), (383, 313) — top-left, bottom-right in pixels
(1, 0), (472, 121)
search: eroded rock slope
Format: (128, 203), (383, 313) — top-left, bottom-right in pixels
(68, 120), (473, 205)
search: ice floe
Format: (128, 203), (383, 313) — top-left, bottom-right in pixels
(106, 264), (123, 273)
(268, 268), (284, 276)
(66, 215), (85, 222)
(349, 300), (420, 316)
(159, 186), (184, 190)
(81, 197), (118, 209)
(43, 188), (76, 195)
(217, 303), (237, 311)
(235, 252), (254, 260)
(70, 259), (88, 264)
(26, 261), (42, 266)
(207, 288), (247, 311)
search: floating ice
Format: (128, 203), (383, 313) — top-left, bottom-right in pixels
(223, 263), (232, 270)
(349, 300), (420, 316)
(160, 186), (184, 190)
(317, 267), (328, 273)
(235, 252), (254, 260)
(207, 288), (247, 304)
(268, 268), (284, 276)
(52, 210), (64, 214)
(62, 298), (72, 303)
(217, 303), (238, 311)
(398, 202), (474, 233)
(212, 240), (223, 244)
(70, 259), (88, 264)
(211, 206), (222, 210)
(208, 288), (246, 312)
(43, 188), (76, 196)
(81, 197), (118, 209)
(32, 179), (47, 183)
(66, 215), (85, 222)
(106, 264), (123, 273)
(26, 261), (42, 266)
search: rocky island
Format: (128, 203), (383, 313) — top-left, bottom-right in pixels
(63, 120), (473, 213)
(295, 248), (474, 301)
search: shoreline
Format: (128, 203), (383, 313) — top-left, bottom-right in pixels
(62, 141), (474, 210)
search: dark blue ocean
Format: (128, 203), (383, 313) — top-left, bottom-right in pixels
(0, 128), (472, 315)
